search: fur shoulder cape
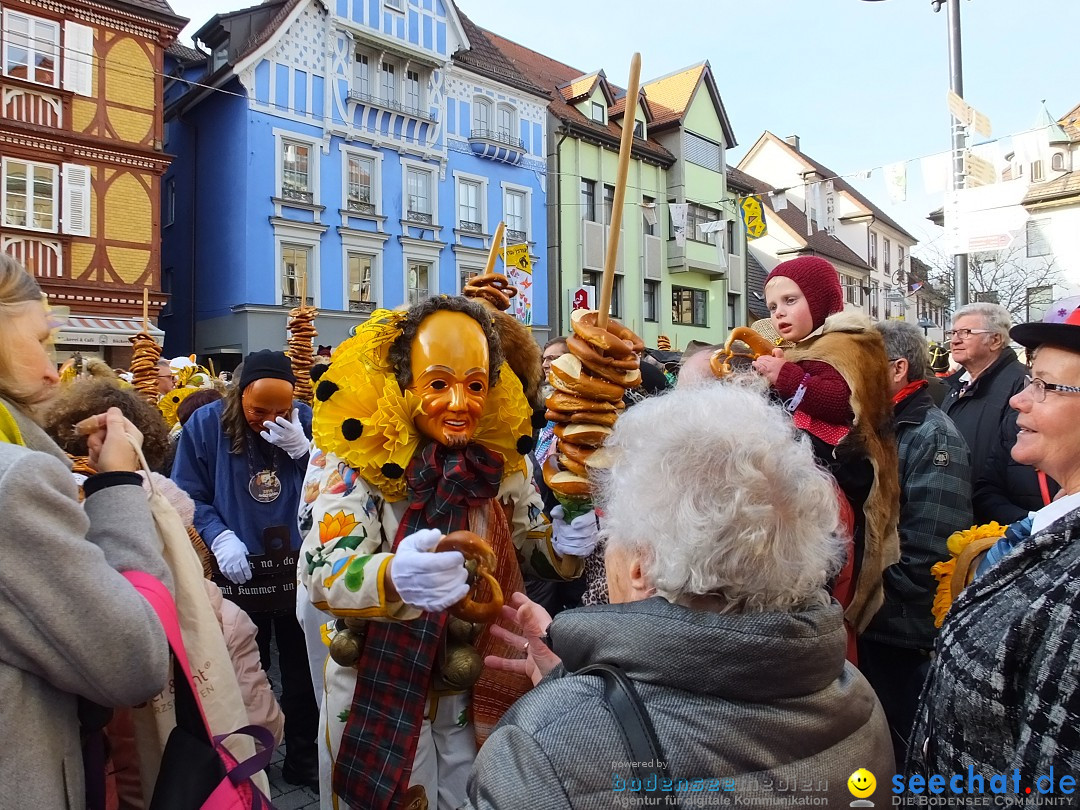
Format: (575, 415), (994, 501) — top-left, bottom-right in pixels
(785, 311), (901, 632)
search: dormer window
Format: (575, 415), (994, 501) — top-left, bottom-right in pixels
(1052, 152), (1066, 172)
(591, 102), (605, 123)
(1032, 161), (1044, 182)
(633, 120), (644, 139)
(211, 45), (227, 72)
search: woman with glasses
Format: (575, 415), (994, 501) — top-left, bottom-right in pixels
(0, 255), (171, 808)
(908, 307), (1080, 782)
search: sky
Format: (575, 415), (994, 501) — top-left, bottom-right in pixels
(168, 0), (1079, 256)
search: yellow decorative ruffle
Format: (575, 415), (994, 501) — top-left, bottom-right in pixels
(312, 308), (533, 501)
(930, 522), (1007, 627)
(158, 386), (198, 428)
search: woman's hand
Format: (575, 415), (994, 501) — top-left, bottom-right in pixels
(751, 348), (786, 386)
(85, 407), (144, 472)
(484, 592), (561, 686)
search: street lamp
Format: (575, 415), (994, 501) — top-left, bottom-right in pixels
(861, 0), (969, 308)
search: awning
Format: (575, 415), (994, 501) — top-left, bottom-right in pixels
(56, 316), (165, 347)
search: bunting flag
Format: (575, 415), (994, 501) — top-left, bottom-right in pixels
(501, 244), (533, 325)
(740, 195), (767, 240)
(768, 190), (788, 211)
(641, 202), (658, 227)
(697, 220), (727, 269)
(910, 282), (924, 293)
(884, 162), (907, 203)
(921, 152), (951, 194)
(806, 182), (818, 235)
(670, 203), (688, 247)
(824, 180), (836, 236)
(854, 169), (873, 180)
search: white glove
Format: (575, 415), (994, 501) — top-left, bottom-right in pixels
(211, 530), (252, 584)
(388, 528), (470, 613)
(260, 408), (309, 459)
(551, 505), (601, 558)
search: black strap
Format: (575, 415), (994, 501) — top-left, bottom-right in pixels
(578, 663), (676, 802)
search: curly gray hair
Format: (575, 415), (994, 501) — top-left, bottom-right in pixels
(594, 377), (845, 613)
(951, 302), (1012, 342)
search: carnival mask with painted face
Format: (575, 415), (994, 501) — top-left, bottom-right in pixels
(407, 310), (490, 448)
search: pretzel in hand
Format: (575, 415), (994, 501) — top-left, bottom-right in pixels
(709, 326), (779, 378)
(437, 530), (503, 623)
(463, 273), (518, 312)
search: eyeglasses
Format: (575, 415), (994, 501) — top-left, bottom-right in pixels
(1024, 375), (1080, 403)
(944, 328), (992, 341)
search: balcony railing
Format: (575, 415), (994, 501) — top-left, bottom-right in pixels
(349, 300), (378, 314)
(347, 89), (436, 122)
(282, 295), (314, 307)
(407, 209), (433, 225)
(469, 129), (524, 149)
(458, 220), (482, 234)
(506, 228), (527, 244)
(347, 198), (376, 215)
(282, 186), (313, 204)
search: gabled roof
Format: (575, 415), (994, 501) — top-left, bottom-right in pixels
(641, 61), (736, 148)
(193, 0), (296, 65)
(1023, 171), (1080, 208)
(452, 11), (546, 98)
(559, 71), (608, 104)
(734, 166), (874, 273)
(482, 28), (674, 166)
(1060, 102), (1080, 142)
(740, 131), (916, 243)
(103, 0), (187, 28)
(166, 41), (207, 64)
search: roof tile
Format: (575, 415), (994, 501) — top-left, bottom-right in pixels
(641, 63), (704, 127)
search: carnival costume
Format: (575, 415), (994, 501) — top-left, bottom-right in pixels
(299, 307), (582, 810)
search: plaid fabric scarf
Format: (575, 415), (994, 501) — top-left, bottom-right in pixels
(333, 442), (502, 810)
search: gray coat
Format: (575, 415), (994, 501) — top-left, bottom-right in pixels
(0, 400), (171, 809)
(467, 597), (892, 809)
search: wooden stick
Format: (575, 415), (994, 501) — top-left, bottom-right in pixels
(598, 52), (642, 329)
(142, 287), (149, 333)
(484, 222), (506, 276)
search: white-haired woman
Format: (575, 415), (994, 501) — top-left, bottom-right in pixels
(0, 255), (170, 808)
(467, 381), (892, 809)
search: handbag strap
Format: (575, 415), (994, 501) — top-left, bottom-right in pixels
(577, 663), (675, 802)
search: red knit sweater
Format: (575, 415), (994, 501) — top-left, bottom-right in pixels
(773, 358), (854, 446)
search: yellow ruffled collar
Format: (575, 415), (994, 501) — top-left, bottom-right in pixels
(311, 308), (533, 501)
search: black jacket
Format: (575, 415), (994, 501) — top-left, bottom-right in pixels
(942, 348), (1027, 487)
(973, 417), (1059, 524)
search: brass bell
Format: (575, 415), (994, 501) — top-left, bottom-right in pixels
(440, 642), (483, 691)
(329, 628), (362, 667)
(446, 616), (479, 644)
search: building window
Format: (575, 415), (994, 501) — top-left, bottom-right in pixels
(405, 69), (421, 112)
(381, 62), (396, 103)
(407, 260), (430, 305)
(644, 279), (659, 322)
(898, 245), (905, 275)
(869, 279), (880, 319)
(473, 97), (490, 132)
(642, 195), (655, 236)
(672, 286), (707, 327)
(1052, 152), (1066, 172)
(884, 237), (892, 277)
(282, 140), (311, 202)
(869, 232), (878, 268)
(602, 184), (615, 226)
(2, 10), (60, 87)
(457, 178), (481, 232)
(281, 244), (310, 306)
(683, 131), (722, 172)
(842, 275), (862, 307)
(1, 158), (57, 231)
(384, 0), (404, 9)
(581, 179), (596, 222)
(347, 253), (374, 310)
(1026, 285), (1053, 322)
(460, 267), (479, 294)
(346, 154), (375, 213)
(505, 189), (526, 241)
(496, 105), (514, 140)
(584, 270), (621, 318)
(727, 293), (738, 329)
(687, 203), (720, 245)
(591, 101), (604, 123)
(633, 121), (644, 139)
(1032, 161), (1044, 182)
(165, 178), (176, 227)
(354, 53), (370, 96)
(726, 219), (740, 255)
(1026, 217), (1051, 258)
(406, 166), (432, 223)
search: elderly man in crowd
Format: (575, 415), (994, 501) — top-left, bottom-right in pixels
(860, 320), (973, 768)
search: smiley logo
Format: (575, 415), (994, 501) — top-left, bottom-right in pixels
(848, 769), (876, 799)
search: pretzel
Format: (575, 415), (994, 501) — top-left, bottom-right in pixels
(570, 310), (644, 359)
(558, 439), (596, 468)
(288, 304), (318, 403)
(463, 273), (519, 312)
(549, 361), (626, 403)
(709, 326), (778, 378)
(436, 531), (503, 623)
(566, 336), (639, 371)
(546, 391), (623, 414)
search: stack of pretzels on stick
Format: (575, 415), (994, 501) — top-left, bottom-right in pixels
(463, 273), (517, 312)
(287, 302), (318, 403)
(542, 308), (644, 503)
(129, 329), (162, 405)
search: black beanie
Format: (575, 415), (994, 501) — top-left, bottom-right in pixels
(238, 350), (295, 392)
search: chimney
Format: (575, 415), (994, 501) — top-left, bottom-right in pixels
(785, 135), (800, 150)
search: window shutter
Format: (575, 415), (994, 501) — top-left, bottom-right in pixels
(684, 132), (722, 172)
(62, 163), (91, 236)
(63, 21), (94, 97)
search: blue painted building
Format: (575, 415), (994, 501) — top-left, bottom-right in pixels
(160, 0), (549, 364)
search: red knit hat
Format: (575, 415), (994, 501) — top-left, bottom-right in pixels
(765, 256), (844, 330)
